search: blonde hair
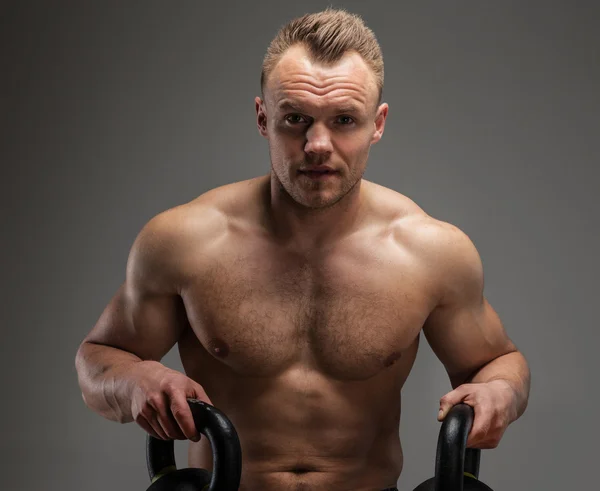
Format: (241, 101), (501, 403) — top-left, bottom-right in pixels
(261, 8), (384, 103)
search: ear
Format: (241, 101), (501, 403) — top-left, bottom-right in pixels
(370, 103), (389, 145)
(255, 97), (268, 138)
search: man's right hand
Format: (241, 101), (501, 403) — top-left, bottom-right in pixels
(129, 361), (212, 442)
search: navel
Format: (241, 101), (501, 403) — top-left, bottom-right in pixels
(383, 351), (402, 368)
(207, 338), (230, 358)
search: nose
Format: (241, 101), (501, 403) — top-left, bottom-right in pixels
(304, 122), (333, 158)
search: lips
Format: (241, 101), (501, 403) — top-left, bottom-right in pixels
(298, 168), (338, 180)
(298, 167), (336, 174)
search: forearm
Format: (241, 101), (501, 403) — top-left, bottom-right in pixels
(467, 350), (531, 418)
(75, 342), (158, 423)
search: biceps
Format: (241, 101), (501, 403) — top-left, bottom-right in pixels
(85, 282), (189, 362)
(422, 298), (516, 385)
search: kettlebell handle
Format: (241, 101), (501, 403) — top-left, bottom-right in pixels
(146, 399), (242, 491)
(435, 403), (480, 489)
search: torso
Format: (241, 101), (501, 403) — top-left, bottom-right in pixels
(170, 176), (442, 490)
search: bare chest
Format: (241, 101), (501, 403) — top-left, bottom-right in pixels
(181, 241), (434, 380)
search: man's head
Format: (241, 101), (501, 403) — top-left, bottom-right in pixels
(256, 8), (388, 210)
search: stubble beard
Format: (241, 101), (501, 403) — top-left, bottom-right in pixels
(272, 159), (365, 211)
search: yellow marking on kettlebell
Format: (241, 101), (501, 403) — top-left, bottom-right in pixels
(202, 485), (209, 490)
(464, 472), (477, 480)
(151, 465), (177, 483)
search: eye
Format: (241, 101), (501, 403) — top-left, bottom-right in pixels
(285, 114), (307, 124)
(337, 116), (355, 125)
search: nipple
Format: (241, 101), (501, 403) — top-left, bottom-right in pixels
(383, 351), (402, 368)
(208, 338), (230, 358)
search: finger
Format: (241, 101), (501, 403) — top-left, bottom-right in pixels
(144, 392), (182, 440)
(157, 407), (187, 440)
(170, 392), (200, 442)
(152, 412), (171, 440)
(141, 394), (170, 440)
(153, 395), (187, 440)
(466, 404), (495, 448)
(136, 414), (162, 440)
(438, 385), (472, 421)
(140, 410), (169, 440)
(473, 419), (507, 449)
(165, 408), (187, 440)
(189, 382), (213, 406)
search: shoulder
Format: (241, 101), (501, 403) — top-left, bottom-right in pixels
(132, 193), (226, 261)
(366, 181), (483, 301)
(127, 178), (261, 290)
(396, 214), (480, 269)
(134, 176), (263, 249)
(401, 215), (484, 304)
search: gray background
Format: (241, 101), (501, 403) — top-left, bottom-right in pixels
(2, 1), (599, 490)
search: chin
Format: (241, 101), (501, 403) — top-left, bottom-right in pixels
(297, 191), (345, 210)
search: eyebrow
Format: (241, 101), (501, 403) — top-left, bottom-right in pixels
(277, 100), (362, 114)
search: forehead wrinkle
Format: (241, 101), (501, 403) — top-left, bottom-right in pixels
(275, 80), (369, 110)
(283, 78), (368, 94)
(284, 86), (368, 103)
(278, 93), (367, 114)
(278, 67), (372, 92)
(282, 70), (367, 87)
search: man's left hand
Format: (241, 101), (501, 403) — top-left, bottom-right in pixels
(437, 380), (519, 449)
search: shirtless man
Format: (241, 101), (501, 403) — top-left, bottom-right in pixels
(75, 9), (530, 491)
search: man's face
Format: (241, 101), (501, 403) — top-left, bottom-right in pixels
(256, 45), (388, 209)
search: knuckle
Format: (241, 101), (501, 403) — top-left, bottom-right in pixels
(472, 391), (487, 404)
(147, 392), (164, 408)
(159, 376), (177, 392)
(474, 401), (491, 415)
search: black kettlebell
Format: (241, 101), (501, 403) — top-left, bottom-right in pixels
(146, 399), (242, 491)
(413, 403), (493, 491)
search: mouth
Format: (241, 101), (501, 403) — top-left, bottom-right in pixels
(298, 168), (338, 180)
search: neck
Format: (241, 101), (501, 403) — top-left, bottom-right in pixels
(264, 173), (367, 250)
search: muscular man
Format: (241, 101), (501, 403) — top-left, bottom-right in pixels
(75, 9), (530, 491)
